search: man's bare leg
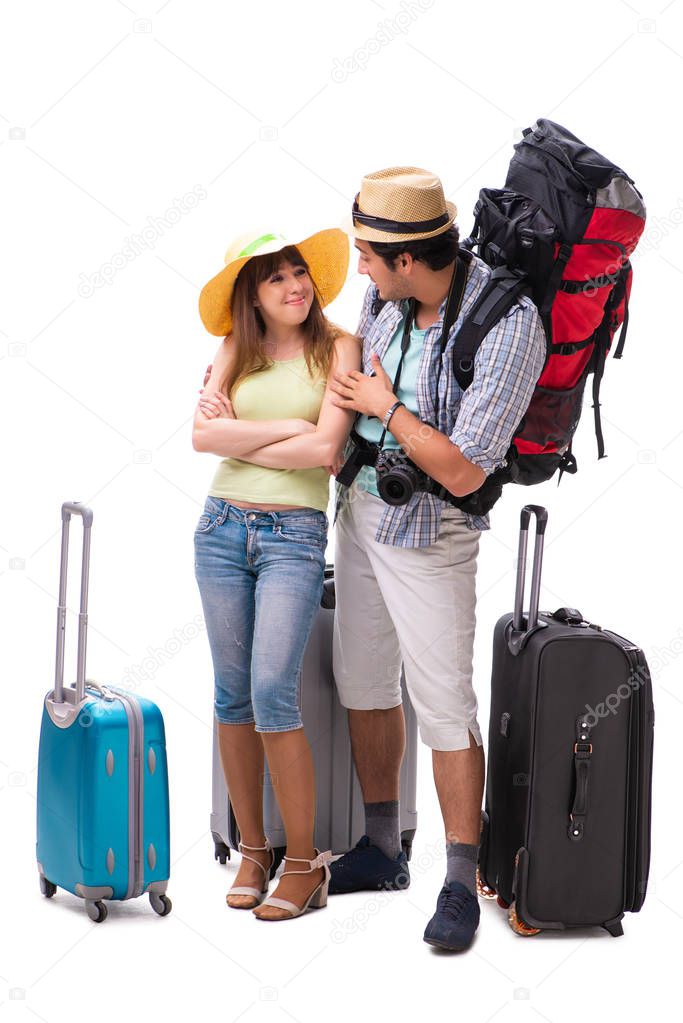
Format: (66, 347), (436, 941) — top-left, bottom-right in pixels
(432, 730), (485, 845)
(343, 705), (406, 862)
(432, 729), (485, 896)
(423, 730), (485, 949)
(347, 705), (405, 802)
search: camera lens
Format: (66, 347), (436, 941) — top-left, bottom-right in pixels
(385, 477), (409, 503)
(377, 462), (417, 506)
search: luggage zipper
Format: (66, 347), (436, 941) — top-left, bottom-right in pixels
(623, 645), (653, 911)
(585, 622), (639, 664)
(104, 686), (145, 900)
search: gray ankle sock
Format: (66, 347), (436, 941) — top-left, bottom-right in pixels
(445, 841), (479, 895)
(365, 800), (401, 860)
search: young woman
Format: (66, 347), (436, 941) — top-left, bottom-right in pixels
(193, 229), (359, 921)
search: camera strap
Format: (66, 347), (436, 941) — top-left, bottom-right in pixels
(377, 299), (416, 447)
(376, 250), (471, 448)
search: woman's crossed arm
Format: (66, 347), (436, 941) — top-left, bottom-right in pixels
(203, 334), (361, 471)
(192, 338), (316, 458)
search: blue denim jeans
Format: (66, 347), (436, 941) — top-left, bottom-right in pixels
(194, 496), (327, 732)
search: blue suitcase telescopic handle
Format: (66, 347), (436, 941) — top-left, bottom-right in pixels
(54, 502), (94, 704)
(512, 505), (548, 638)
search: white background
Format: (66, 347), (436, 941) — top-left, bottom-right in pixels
(1, 0), (682, 1020)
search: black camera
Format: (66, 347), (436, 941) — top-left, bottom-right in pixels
(337, 427), (516, 516)
(336, 431), (431, 506)
(374, 448), (431, 506)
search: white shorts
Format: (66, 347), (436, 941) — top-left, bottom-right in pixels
(332, 487), (483, 752)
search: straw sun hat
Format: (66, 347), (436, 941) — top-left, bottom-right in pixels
(345, 166), (457, 244)
(199, 229), (349, 336)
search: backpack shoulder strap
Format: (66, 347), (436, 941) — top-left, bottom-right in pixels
(452, 266), (531, 390)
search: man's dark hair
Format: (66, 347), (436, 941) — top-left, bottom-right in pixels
(368, 224), (460, 272)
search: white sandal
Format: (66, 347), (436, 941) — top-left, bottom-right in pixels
(253, 849), (332, 921)
(226, 839), (275, 909)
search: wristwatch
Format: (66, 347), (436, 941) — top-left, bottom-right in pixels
(381, 400), (404, 430)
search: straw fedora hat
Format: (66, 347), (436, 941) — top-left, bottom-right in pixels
(344, 166), (457, 243)
(199, 228), (349, 336)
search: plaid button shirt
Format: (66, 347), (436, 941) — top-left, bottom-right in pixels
(333, 253), (547, 547)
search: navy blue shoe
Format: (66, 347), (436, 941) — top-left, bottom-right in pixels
(328, 836), (410, 895)
(423, 881), (480, 951)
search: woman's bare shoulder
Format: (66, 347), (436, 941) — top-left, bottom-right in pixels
(212, 334), (237, 365)
(331, 329), (361, 350)
(204, 335), (236, 391)
(327, 332), (361, 377)
(214, 333), (234, 352)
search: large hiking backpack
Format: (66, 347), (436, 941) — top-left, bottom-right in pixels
(457, 118), (646, 494)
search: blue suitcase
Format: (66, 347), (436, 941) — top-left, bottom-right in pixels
(36, 501), (172, 923)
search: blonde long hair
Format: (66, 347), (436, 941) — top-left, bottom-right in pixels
(219, 245), (343, 399)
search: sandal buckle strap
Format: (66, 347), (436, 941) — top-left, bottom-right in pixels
(238, 839), (272, 852)
(283, 849), (332, 872)
(237, 840), (274, 878)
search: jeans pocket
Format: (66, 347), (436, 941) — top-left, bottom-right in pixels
(195, 514), (218, 535)
(195, 497), (224, 535)
(274, 517), (327, 547)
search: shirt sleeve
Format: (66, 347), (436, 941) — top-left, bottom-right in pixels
(449, 297), (547, 476)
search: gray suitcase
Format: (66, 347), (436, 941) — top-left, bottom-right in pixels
(210, 565), (418, 867)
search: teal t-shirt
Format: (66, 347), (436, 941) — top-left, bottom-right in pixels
(355, 315), (427, 497)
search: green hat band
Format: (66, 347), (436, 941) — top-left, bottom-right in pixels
(237, 233), (286, 259)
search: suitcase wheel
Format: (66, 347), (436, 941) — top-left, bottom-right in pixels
(86, 900), (108, 923)
(39, 876), (57, 899)
(475, 867), (496, 900)
(213, 840), (231, 865)
(149, 892), (173, 917)
(507, 901), (540, 937)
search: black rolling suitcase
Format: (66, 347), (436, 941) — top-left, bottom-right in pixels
(478, 505), (654, 938)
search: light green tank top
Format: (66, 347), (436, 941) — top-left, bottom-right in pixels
(208, 353), (330, 513)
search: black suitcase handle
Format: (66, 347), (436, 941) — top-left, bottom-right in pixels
(510, 505), (548, 654)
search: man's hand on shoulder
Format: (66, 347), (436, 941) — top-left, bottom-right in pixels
(330, 350), (397, 419)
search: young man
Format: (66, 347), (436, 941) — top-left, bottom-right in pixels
(328, 166), (546, 951)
